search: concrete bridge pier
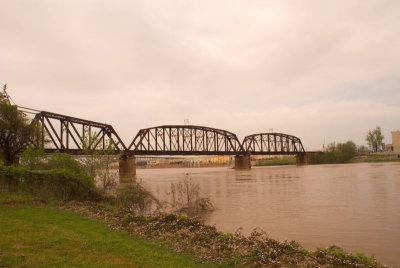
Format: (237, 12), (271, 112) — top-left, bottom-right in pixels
(119, 155), (136, 182)
(296, 153), (308, 165)
(234, 155), (251, 169)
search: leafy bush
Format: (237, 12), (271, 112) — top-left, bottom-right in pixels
(314, 245), (381, 267)
(20, 147), (46, 170)
(46, 153), (86, 174)
(0, 163), (99, 201)
(112, 183), (161, 215)
(309, 141), (358, 164)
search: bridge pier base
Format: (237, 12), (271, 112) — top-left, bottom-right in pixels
(234, 155), (251, 169)
(119, 155), (136, 182)
(296, 154), (308, 165)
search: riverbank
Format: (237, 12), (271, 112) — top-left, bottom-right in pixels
(63, 201), (385, 268)
(0, 190), (384, 268)
(137, 162), (228, 169)
(253, 157), (297, 166)
(253, 153), (400, 167)
(351, 153), (400, 163)
(0, 204), (213, 268)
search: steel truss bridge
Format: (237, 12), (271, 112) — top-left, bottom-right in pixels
(30, 110), (305, 156)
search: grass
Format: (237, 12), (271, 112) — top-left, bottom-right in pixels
(254, 157), (296, 166)
(0, 191), (40, 203)
(351, 153), (400, 163)
(0, 205), (215, 268)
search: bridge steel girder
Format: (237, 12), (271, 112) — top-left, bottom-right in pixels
(28, 110), (307, 158)
(242, 133), (305, 155)
(32, 111), (127, 154)
(128, 125), (244, 156)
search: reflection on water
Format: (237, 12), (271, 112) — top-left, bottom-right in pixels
(137, 162), (400, 266)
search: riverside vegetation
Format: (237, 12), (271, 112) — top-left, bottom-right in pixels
(0, 150), (385, 268)
(255, 140), (400, 167)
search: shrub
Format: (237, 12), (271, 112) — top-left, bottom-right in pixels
(113, 183), (161, 215)
(0, 163), (99, 201)
(309, 141), (358, 164)
(20, 147), (46, 170)
(168, 176), (214, 214)
(46, 153), (86, 175)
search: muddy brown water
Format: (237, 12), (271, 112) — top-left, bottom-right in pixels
(136, 162), (400, 266)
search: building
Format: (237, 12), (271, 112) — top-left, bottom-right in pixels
(392, 131), (400, 152)
(384, 143), (394, 151)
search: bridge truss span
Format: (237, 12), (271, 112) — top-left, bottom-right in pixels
(32, 111), (127, 154)
(242, 133), (305, 155)
(26, 109), (306, 157)
(128, 125), (244, 155)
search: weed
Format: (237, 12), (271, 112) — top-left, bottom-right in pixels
(168, 175), (214, 214)
(61, 202), (384, 268)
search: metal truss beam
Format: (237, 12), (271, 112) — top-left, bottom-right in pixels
(242, 133), (306, 155)
(27, 110), (306, 156)
(128, 125), (244, 155)
(32, 111), (127, 154)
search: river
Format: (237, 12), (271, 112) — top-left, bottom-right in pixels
(136, 162), (400, 266)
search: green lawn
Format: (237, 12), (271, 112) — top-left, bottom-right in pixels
(0, 205), (213, 268)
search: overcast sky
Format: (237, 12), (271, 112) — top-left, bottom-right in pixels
(1, 0), (399, 150)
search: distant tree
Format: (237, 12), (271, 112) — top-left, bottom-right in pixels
(326, 142), (336, 152)
(357, 145), (370, 155)
(309, 140), (357, 164)
(0, 93), (40, 165)
(336, 141), (357, 162)
(366, 127), (384, 152)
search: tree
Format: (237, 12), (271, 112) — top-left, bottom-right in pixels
(0, 96), (39, 165)
(357, 145), (369, 155)
(336, 141), (357, 162)
(80, 131), (118, 193)
(308, 140), (358, 164)
(366, 127), (384, 152)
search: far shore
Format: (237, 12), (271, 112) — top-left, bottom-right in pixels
(134, 153), (400, 169)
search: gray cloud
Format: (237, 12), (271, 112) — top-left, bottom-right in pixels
(1, 0), (399, 149)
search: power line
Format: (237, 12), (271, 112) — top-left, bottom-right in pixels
(2, 84), (41, 115)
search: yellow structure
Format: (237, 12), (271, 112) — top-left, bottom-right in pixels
(392, 131), (400, 152)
